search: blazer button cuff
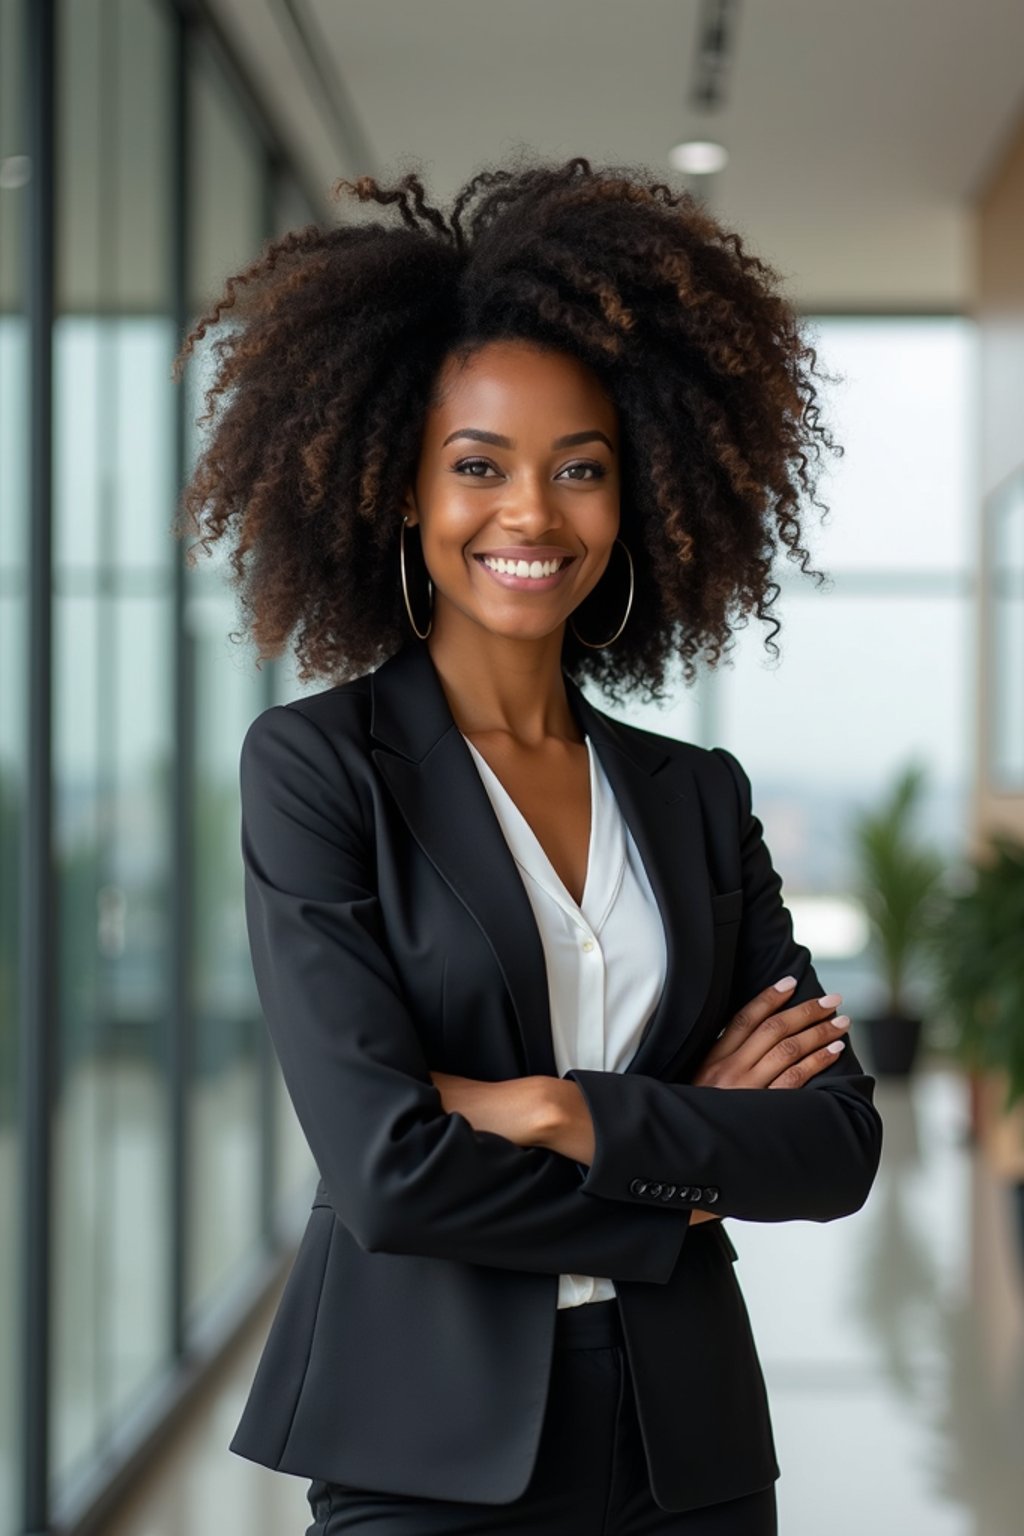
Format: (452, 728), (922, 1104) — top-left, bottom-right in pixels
(647, 1182), (664, 1199)
(629, 1179), (648, 1196)
(704, 1188), (719, 1203)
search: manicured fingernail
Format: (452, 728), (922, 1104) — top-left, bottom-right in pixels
(826, 1039), (846, 1053)
(819, 992), (842, 1008)
(774, 975), (797, 991)
(833, 1015), (850, 1031)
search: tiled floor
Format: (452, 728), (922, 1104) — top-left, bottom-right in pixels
(105, 1064), (1024, 1536)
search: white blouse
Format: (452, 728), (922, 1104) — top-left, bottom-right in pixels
(461, 730), (668, 1309)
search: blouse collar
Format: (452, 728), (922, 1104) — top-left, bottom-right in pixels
(461, 733), (627, 934)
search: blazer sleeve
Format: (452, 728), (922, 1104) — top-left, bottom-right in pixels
(565, 745), (883, 1223)
(239, 702), (689, 1282)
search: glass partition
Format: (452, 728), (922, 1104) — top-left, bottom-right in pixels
(183, 43), (270, 1319)
(989, 467), (1024, 790)
(50, 0), (177, 1485)
(0, 0), (28, 1527)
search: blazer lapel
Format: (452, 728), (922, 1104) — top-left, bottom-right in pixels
(563, 680), (714, 1078)
(370, 641), (558, 1077)
(368, 640), (716, 1081)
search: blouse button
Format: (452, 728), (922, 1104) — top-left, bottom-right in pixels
(581, 938), (595, 952)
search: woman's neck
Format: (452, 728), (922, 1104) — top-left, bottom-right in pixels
(424, 623), (582, 748)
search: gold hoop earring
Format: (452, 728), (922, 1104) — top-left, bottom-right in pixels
(568, 538), (634, 649)
(400, 515), (433, 639)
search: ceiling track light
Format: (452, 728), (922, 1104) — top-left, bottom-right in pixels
(691, 0), (741, 111)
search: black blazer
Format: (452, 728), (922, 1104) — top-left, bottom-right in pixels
(228, 637), (882, 1513)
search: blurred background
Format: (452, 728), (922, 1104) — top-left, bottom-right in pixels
(1, 2), (1023, 1533)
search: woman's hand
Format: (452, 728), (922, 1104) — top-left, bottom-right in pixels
(679, 980), (849, 1223)
(429, 977), (850, 1216)
(430, 1071), (557, 1148)
(691, 977), (850, 1090)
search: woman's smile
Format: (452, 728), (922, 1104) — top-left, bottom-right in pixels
(472, 547), (578, 592)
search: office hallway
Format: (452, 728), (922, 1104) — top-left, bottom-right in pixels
(101, 1064), (1024, 1536)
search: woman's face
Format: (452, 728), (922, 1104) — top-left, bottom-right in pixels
(403, 339), (621, 646)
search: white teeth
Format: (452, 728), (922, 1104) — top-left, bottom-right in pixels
(481, 555), (566, 578)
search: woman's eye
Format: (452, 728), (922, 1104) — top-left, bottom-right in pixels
(451, 459), (607, 481)
(453, 458), (498, 478)
(558, 462), (607, 481)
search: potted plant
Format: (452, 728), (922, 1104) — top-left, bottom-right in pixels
(848, 762), (947, 1077)
(924, 833), (1024, 1265)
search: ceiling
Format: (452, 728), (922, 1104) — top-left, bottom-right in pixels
(207, 0), (1024, 311)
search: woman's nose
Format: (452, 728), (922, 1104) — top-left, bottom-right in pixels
(498, 480), (564, 532)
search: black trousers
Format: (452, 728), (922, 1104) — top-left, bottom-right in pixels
(304, 1300), (778, 1535)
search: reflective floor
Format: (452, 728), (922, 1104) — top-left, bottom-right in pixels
(104, 1064), (1024, 1536)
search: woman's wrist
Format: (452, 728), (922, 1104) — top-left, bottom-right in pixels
(531, 1078), (596, 1166)
(431, 1071), (569, 1150)
(429, 1070), (596, 1163)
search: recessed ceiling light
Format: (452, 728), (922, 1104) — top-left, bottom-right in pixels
(668, 141), (729, 176)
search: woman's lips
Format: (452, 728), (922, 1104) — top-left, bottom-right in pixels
(473, 553), (576, 593)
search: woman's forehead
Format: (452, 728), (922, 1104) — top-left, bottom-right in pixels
(426, 341), (618, 426)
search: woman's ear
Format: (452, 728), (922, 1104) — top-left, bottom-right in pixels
(400, 486), (419, 528)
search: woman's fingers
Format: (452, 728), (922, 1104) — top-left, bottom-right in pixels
(747, 1012), (849, 1089)
(704, 979), (835, 1058)
(696, 979), (849, 1088)
(730, 997), (847, 1086)
(766, 1031), (848, 1089)
(706, 977), (796, 1053)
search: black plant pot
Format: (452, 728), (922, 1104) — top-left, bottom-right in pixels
(863, 1013), (923, 1077)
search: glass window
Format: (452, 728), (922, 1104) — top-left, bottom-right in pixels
(184, 573), (268, 1309)
(717, 590), (974, 886)
(989, 467), (1024, 789)
(51, 0), (176, 1487)
(798, 316), (977, 573)
(0, 0), (28, 1527)
(616, 318), (978, 1019)
(183, 44), (269, 1320)
(10, 0), (322, 1523)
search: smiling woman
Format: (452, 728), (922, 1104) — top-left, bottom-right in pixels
(171, 151), (841, 708)
(169, 154), (880, 1535)
(401, 340), (623, 646)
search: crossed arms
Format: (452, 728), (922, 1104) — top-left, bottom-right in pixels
(240, 705), (882, 1284)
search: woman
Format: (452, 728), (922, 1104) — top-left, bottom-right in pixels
(172, 155), (882, 1535)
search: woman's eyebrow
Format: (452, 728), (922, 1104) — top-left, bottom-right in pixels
(441, 428), (615, 452)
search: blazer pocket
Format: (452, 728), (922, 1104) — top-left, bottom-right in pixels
(710, 887), (743, 924)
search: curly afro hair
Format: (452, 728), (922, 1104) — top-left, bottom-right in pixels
(171, 152), (841, 706)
